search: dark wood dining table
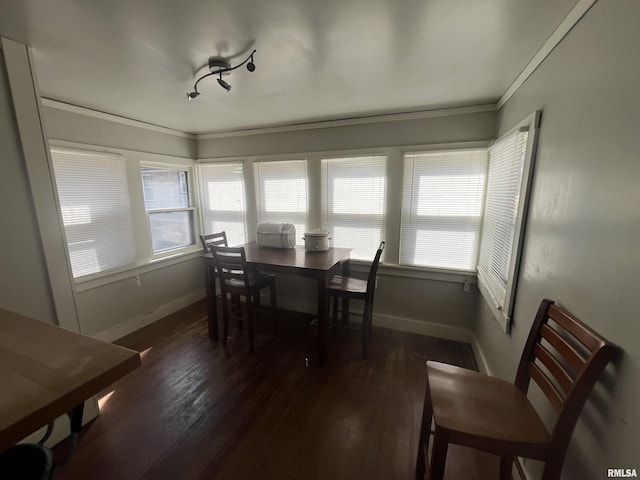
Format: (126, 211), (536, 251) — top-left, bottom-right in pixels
(203, 242), (352, 366)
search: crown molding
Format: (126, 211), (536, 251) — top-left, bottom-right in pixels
(498, 0), (598, 109)
(196, 104), (497, 139)
(40, 98), (196, 139)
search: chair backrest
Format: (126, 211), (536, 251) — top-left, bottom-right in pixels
(200, 231), (228, 252)
(515, 299), (617, 459)
(209, 245), (250, 290)
(366, 241), (385, 297)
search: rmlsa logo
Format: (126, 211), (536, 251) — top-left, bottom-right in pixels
(608, 469), (638, 478)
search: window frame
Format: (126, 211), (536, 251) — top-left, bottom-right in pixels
(198, 161), (248, 247)
(253, 158), (309, 238)
(49, 141), (201, 287)
(140, 161), (199, 259)
(320, 154), (387, 261)
(477, 111), (541, 333)
(399, 148), (489, 271)
(50, 146), (138, 279)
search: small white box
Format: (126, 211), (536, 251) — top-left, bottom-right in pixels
(256, 223), (296, 249)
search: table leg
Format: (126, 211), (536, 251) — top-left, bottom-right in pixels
(54, 403), (85, 472)
(204, 260), (218, 341)
(317, 276), (329, 366)
(341, 260), (350, 325)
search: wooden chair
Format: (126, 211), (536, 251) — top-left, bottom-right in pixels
(200, 231), (228, 252)
(209, 245), (278, 353)
(415, 298), (618, 480)
(328, 241), (385, 359)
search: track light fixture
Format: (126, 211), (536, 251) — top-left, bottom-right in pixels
(186, 49), (256, 99)
(217, 74), (231, 92)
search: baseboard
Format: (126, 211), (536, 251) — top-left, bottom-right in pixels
(470, 334), (492, 375)
(372, 312), (475, 344)
(92, 289), (206, 342)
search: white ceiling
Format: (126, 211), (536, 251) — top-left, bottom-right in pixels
(0, 0), (579, 135)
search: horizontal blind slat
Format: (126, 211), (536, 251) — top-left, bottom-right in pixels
(477, 130), (529, 307)
(400, 149), (488, 270)
(200, 163), (247, 246)
(254, 160), (308, 238)
(321, 156), (386, 260)
(51, 147), (136, 278)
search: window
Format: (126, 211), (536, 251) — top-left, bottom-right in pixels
(320, 156), (386, 260)
(200, 163), (247, 246)
(400, 149), (488, 270)
(141, 166), (196, 254)
(51, 147), (137, 278)
(477, 112), (539, 332)
(254, 160), (308, 237)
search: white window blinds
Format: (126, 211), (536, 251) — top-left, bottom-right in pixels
(200, 163), (246, 246)
(400, 149), (488, 270)
(254, 160), (308, 237)
(477, 128), (530, 328)
(51, 147), (136, 278)
(320, 156), (386, 260)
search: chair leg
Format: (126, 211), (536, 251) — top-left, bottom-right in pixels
(429, 428), (449, 480)
(416, 376), (433, 480)
(540, 458), (564, 480)
(331, 295), (339, 334)
(500, 455), (513, 480)
(247, 294), (255, 353)
(232, 294), (243, 330)
(362, 301), (371, 359)
(220, 293), (230, 346)
(270, 283), (278, 334)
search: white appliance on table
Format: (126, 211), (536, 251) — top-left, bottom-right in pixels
(256, 222), (296, 249)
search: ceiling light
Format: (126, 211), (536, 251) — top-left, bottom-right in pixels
(217, 75), (231, 92)
(186, 49), (256, 99)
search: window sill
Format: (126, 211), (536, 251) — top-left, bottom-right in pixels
(74, 249), (203, 293)
(349, 260), (477, 285)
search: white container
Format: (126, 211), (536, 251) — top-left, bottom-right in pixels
(256, 223), (296, 249)
(302, 229), (331, 252)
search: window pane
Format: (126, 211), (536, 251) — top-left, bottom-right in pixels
(400, 149), (488, 270)
(255, 160), (308, 236)
(200, 163), (246, 246)
(321, 156), (386, 260)
(149, 211), (194, 252)
(140, 166), (195, 254)
(477, 130), (529, 308)
(264, 178), (307, 212)
(141, 167), (189, 209)
(51, 147), (136, 278)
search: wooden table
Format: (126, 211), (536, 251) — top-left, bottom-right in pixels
(204, 243), (352, 365)
(0, 308), (141, 452)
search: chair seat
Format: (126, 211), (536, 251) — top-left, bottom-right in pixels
(328, 275), (367, 296)
(427, 361), (550, 458)
(226, 272), (275, 289)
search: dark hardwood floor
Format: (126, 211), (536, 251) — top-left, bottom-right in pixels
(53, 300), (499, 480)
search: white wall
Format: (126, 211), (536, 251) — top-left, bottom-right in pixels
(474, 1), (640, 478)
(43, 105), (196, 159)
(0, 50), (57, 323)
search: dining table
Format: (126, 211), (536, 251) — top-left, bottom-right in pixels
(0, 308), (140, 453)
(203, 242), (352, 366)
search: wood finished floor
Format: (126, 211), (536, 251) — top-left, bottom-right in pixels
(53, 300), (499, 480)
